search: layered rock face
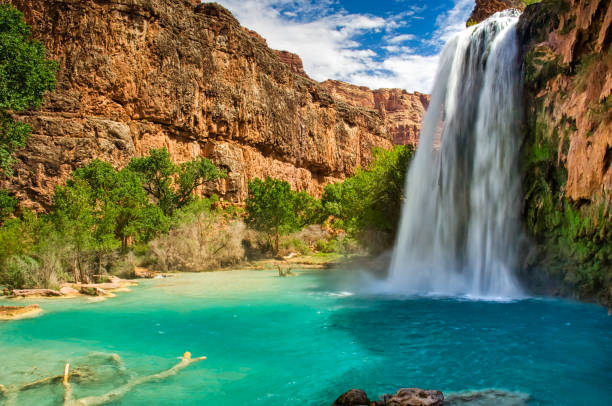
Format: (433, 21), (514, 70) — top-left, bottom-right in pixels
(322, 80), (430, 146)
(3, 0), (400, 209)
(516, 0), (612, 304)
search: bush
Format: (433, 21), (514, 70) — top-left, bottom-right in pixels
(149, 202), (246, 271)
(279, 237), (311, 256)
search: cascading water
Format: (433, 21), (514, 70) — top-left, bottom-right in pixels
(386, 10), (523, 298)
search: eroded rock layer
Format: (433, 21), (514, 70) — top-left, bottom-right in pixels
(3, 0), (401, 209)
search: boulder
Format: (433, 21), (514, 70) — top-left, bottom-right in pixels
(332, 389), (371, 406)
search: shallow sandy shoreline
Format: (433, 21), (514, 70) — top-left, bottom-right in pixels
(0, 304), (43, 321)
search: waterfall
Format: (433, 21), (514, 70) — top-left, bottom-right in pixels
(386, 10), (523, 298)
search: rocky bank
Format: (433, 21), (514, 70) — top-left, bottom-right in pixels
(2, 0), (428, 210)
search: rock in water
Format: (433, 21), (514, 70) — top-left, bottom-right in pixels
(333, 388), (444, 406)
(384, 388), (444, 406)
(332, 389), (371, 406)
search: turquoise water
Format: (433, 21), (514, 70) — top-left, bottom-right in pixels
(1, 270), (611, 405)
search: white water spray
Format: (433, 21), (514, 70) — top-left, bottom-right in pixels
(386, 10), (523, 298)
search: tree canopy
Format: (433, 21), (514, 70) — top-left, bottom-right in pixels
(127, 148), (225, 216)
(245, 177), (320, 253)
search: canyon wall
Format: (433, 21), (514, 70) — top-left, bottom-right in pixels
(2, 0), (428, 210)
(516, 0), (611, 305)
(322, 80), (430, 147)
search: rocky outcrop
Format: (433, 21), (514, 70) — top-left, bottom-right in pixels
(467, 0), (525, 25)
(3, 0), (397, 210)
(274, 50), (309, 78)
(517, 0), (612, 305)
(322, 80), (430, 146)
(241, 27), (309, 78)
(333, 388), (444, 406)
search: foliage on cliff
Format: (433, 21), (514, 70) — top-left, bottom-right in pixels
(518, 0), (612, 306)
(0, 3), (56, 176)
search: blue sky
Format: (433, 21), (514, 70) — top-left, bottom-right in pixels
(206, 0), (475, 93)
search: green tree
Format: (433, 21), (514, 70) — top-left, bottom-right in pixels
(0, 188), (16, 224)
(127, 148), (225, 216)
(0, 4), (56, 176)
(322, 145), (414, 239)
(53, 178), (97, 283)
(52, 160), (168, 281)
(245, 177), (310, 253)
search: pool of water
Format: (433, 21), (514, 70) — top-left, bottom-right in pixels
(1, 270), (611, 405)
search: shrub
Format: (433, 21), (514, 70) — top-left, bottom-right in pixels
(279, 237), (311, 256)
(149, 204), (246, 272)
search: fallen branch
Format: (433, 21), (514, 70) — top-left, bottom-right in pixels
(0, 353), (124, 405)
(63, 352), (206, 406)
(0, 367), (92, 406)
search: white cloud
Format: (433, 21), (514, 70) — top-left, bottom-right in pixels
(429, 0), (474, 46)
(206, 0), (474, 94)
(387, 34), (416, 44)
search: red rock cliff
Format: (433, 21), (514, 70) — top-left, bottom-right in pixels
(3, 0), (399, 209)
(518, 0), (611, 202)
(517, 0), (611, 304)
(322, 80), (430, 146)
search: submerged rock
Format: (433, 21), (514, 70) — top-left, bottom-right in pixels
(444, 389), (529, 405)
(383, 388), (444, 406)
(0, 304), (42, 321)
